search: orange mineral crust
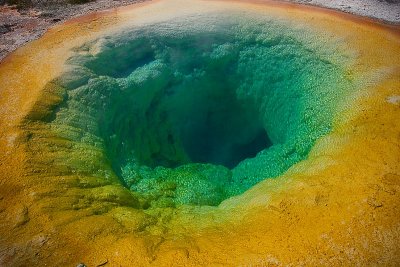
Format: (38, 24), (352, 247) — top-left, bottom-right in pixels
(0, 0), (399, 266)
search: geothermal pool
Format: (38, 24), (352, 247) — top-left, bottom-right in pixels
(48, 14), (354, 208)
(0, 0), (399, 266)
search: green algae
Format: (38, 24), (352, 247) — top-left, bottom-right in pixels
(45, 14), (355, 208)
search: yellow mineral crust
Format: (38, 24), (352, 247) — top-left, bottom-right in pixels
(0, 0), (399, 266)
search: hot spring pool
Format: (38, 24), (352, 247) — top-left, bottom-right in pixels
(39, 14), (354, 208)
(0, 0), (399, 265)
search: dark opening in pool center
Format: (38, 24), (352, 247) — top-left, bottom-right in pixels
(49, 16), (351, 207)
(103, 57), (273, 170)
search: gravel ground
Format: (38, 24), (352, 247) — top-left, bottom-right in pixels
(0, 0), (399, 62)
(0, 0), (144, 61)
(290, 0), (400, 23)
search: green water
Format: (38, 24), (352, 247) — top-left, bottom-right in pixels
(48, 14), (353, 208)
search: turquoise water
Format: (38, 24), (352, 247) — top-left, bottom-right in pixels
(49, 14), (353, 208)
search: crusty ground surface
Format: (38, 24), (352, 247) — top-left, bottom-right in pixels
(0, 0), (399, 61)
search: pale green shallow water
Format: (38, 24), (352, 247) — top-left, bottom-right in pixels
(43, 13), (354, 208)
